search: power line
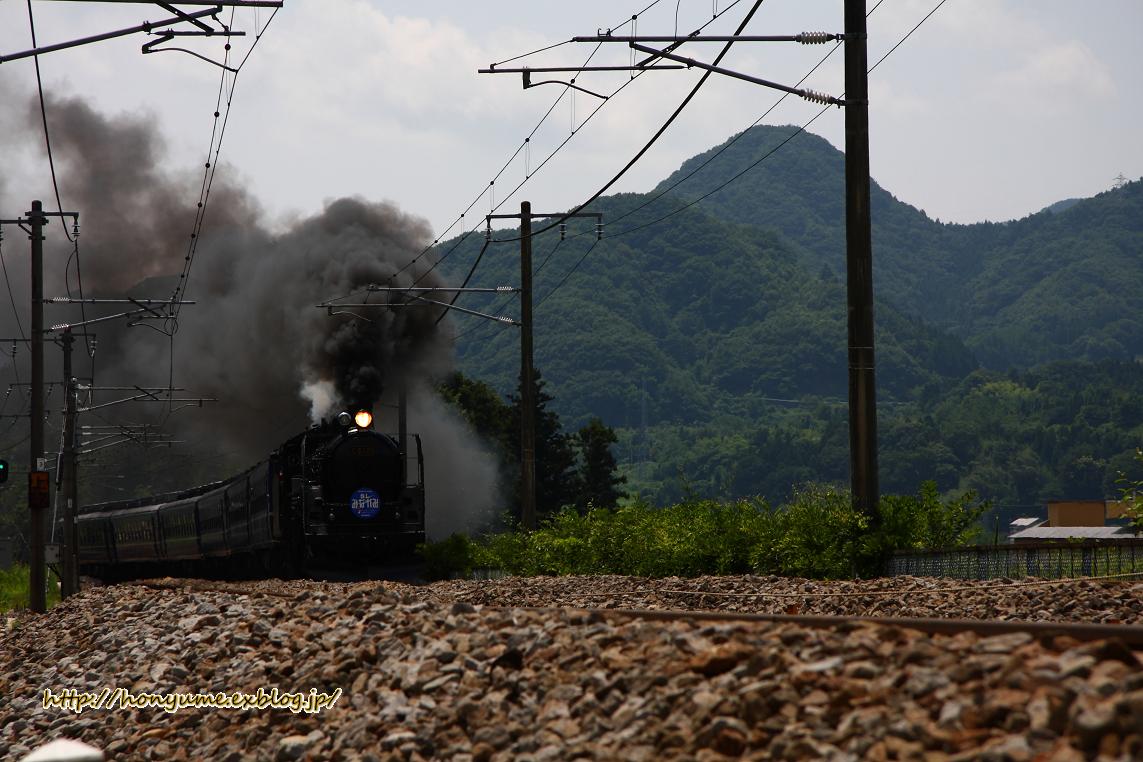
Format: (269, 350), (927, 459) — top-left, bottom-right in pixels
(163, 5), (279, 424)
(0, 239), (25, 342)
(171, 5), (280, 314)
(400, 0), (755, 337)
(868, 0), (948, 73)
(391, 0), (745, 290)
(523, 0), (951, 288)
(434, 238), (494, 326)
(26, 1), (94, 365)
(569, 38), (845, 238)
(537, 238), (603, 308)
(488, 0), (762, 245)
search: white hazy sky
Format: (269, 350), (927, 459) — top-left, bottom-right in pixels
(1, 0), (1140, 237)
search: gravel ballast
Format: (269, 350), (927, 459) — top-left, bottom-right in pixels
(1, 575), (1141, 761)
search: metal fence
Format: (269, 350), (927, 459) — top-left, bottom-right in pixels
(885, 539), (1143, 580)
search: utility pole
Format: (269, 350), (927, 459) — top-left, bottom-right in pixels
(485, 207), (604, 530)
(0, 201), (81, 612)
(519, 202), (537, 531)
(844, 0), (880, 524)
(59, 329), (79, 598)
(482, 11), (878, 520)
(29, 200), (47, 613)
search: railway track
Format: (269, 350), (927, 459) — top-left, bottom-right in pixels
(123, 576), (1143, 645)
(6, 574), (1142, 761)
(510, 605), (1143, 647)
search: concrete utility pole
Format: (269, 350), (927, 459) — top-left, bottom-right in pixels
(844, 0), (880, 525)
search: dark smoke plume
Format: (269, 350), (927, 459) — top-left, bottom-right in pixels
(18, 93), (450, 452)
(0, 89), (501, 534)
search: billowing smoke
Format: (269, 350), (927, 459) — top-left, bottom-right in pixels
(0, 89), (499, 535)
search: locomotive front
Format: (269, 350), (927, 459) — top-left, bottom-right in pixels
(301, 408), (426, 563)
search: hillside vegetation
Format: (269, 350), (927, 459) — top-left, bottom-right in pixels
(658, 125), (1143, 367)
(439, 126), (1143, 510)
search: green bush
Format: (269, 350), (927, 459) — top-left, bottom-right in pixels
(419, 533), (478, 580)
(420, 480), (988, 580)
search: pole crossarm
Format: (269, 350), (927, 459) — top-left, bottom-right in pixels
(76, 386), (186, 392)
(318, 302), (520, 326)
(572, 34), (842, 43)
(487, 212), (603, 221)
(364, 286), (520, 294)
(480, 64), (685, 74)
(79, 437), (184, 457)
(628, 42), (843, 105)
(79, 396), (216, 414)
(44, 297), (195, 305)
(40, 1), (281, 5)
(0, 6), (227, 64)
(47, 300), (191, 332)
(0, 211), (78, 225)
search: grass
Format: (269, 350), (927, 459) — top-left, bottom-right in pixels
(1, 563), (61, 614)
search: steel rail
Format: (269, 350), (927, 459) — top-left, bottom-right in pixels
(115, 579), (1143, 647)
(501, 606), (1143, 646)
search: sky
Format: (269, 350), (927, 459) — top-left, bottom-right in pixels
(1, 0), (1141, 239)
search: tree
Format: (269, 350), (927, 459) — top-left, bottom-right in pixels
(509, 369), (578, 518)
(574, 417), (626, 511)
(438, 371), (513, 457)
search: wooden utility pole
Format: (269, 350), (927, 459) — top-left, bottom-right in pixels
(482, 3), (880, 526)
(1, 201), (80, 612)
(485, 207), (604, 531)
(844, 0), (880, 524)
(29, 200), (47, 613)
(519, 202), (537, 531)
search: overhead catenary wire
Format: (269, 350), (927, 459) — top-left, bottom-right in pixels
(26, 1), (94, 363)
(394, 0), (754, 329)
(488, 0), (764, 246)
(522, 0), (951, 296)
(385, 0), (747, 292)
(162, 5), (279, 425)
(606, 0), (949, 239)
(433, 238), (494, 326)
(563, 32), (848, 239)
(536, 238), (602, 308)
(446, 233), (567, 344)
(171, 5), (280, 315)
(451, 0), (765, 319)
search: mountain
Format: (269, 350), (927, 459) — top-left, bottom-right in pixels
(653, 125), (1143, 368)
(1042, 198), (1084, 215)
(439, 192), (975, 428)
(435, 128), (1143, 506)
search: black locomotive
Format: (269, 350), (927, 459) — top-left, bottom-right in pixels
(74, 409), (425, 579)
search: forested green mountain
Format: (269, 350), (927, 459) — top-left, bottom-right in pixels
(655, 125), (1143, 368)
(624, 360), (1143, 507)
(440, 193), (975, 429)
(439, 127), (1143, 509)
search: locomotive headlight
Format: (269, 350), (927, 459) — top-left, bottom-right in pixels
(354, 410), (373, 429)
(336, 412), (353, 428)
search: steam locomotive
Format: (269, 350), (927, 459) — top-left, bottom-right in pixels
(74, 408), (426, 579)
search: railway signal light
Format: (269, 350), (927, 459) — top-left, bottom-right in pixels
(29, 470), (49, 509)
(0, 459), (7, 484)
